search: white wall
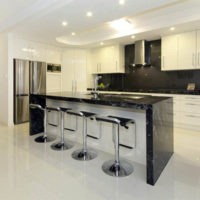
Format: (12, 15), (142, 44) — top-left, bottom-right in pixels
(7, 35), (63, 126)
(0, 34), (93, 126)
(0, 32), (9, 125)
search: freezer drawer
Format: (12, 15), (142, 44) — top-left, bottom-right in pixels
(14, 95), (29, 124)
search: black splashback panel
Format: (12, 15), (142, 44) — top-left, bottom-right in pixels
(99, 40), (200, 90)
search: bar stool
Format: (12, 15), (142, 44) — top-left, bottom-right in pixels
(51, 107), (74, 151)
(30, 104), (58, 143)
(67, 110), (97, 161)
(96, 115), (134, 177)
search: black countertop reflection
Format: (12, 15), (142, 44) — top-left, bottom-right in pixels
(88, 88), (200, 95)
(32, 92), (170, 110)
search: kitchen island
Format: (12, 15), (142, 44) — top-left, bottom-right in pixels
(30, 92), (174, 186)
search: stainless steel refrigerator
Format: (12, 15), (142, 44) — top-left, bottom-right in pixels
(14, 59), (46, 124)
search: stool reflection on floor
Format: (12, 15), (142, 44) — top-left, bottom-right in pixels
(67, 110), (97, 161)
(96, 116), (134, 177)
(30, 104), (57, 143)
(51, 107), (74, 151)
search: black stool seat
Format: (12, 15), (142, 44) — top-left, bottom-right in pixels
(108, 116), (134, 129)
(96, 116), (120, 125)
(30, 104), (44, 110)
(60, 107), (71, 112)
(46, 106), (60, 112)
(81, 111), (96, 118)
(67, 110), (96, 118)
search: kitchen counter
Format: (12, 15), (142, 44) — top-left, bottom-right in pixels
(29, 92), (174, 186)
(31, 91), (170, 109)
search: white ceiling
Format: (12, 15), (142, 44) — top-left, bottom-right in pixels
(1, 0), (200, 47)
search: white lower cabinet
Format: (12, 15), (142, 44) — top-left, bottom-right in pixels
(137, 92), (200, 130)
(167, 95), (200, 130)
(180, 113), (200, 126)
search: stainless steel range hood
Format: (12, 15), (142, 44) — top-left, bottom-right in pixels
(134, 40), (151, 66)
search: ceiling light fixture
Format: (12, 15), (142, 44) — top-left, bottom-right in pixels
(86, 12), (93, 17)
(62, 21), (68, 26)
(100, 42), (104, 45)
(170, 27), (175, 31)
(131, 35), (135, 39)
(72, 32), (76, 36)
(119, 0), (125, 5)
(110, 19), (134, 32)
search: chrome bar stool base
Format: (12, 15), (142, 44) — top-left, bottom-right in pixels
(51, 141), (73, 151)
(102, 160), (133, 177)
(72, 148), (97, 161)
(35, 135), (56, 143)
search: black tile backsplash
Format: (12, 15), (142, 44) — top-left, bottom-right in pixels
(99, 40), (200, 91)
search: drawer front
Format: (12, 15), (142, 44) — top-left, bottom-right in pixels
(181, 96), (200, 102)
(180, 113), (200, 125)
(173, 112), (181, 123)
(180, 101), (200, 113)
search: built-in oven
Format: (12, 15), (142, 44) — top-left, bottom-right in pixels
(47, 63), (61, 73)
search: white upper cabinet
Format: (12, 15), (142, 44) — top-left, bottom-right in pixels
(161, 30), (198, 71)
(161, 35), (178, 71)
(178, 31), (196, 70)
(90, 45), (125, 74)
(197, 30), (200, 69)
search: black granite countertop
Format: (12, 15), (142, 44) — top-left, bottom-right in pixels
(31, 92), (170, 110)
(88, 88), (200, 95)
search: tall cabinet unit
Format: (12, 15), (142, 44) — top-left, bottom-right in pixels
(62, 49), (87, 92)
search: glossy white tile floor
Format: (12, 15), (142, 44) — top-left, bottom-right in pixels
(0, 123), (200, 200)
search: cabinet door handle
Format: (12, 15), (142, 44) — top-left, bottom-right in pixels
(186, 103), (199, 106)
(116, 61), (118, 72)
(198, 52), (200, 66)
(192, 53), (195, 67)
(75, 80), (77, 92)
(97, 64), (98, 73)
(186, 114), (199, 118)
(162, 56), (165, 69)
(185, 97), (199, 100)
(72, 80), (74, 92)
(100, 63), (101, 73)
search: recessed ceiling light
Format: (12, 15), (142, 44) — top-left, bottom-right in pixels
(72, 32), (76, 36)
(100, 42), (104, 45)
(110, 19), (134, 32)
(170, 27), (175, 31)
(119, 0), (125, 5)
(62, 21), (68, 26)
(86, 12), (93, 17)
(131, 35), (135, 39)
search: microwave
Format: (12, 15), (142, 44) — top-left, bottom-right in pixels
(47, 63), (61, 73)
